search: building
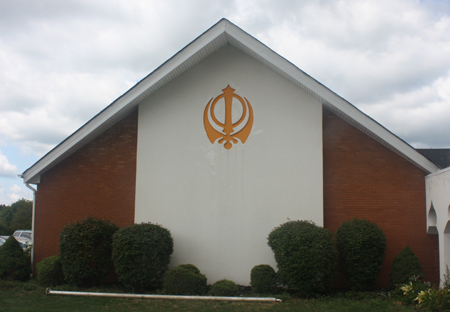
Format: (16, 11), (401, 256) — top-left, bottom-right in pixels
(21, 19), (449, 287)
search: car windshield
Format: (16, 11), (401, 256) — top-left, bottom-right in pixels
(13, 233), (20, 237)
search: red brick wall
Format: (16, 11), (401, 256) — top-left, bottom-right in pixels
(33, 110), (138, 271)
(323, 109), (439, 287)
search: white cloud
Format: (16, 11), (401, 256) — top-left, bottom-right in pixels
(360, 72), (450, 147)
(0, 149), (18, 177)
(244, 0), (450, 102)
(0, 0), (230, 157)
(0, 182), (32, 205)
(8, 184), (31, 203)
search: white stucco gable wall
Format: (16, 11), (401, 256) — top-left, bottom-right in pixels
(134, 45), (323, 285)
(426, 167), (450, 285)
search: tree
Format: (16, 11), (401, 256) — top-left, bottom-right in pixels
(389, 246), (423, 288)
(0, 236), (31, 281)
(0, 207), (14, 235)
(0, 199), (32, 235)
(9, 206), (32, 230)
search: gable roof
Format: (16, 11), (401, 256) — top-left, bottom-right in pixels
(417, 149), (450, 169)
(21, 18), (439, 184)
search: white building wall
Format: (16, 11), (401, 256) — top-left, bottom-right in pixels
(135, 45), (323, 285)
(426, 167), (450, 285)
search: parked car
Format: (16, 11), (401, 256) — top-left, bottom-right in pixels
(13, 230), (32, 242)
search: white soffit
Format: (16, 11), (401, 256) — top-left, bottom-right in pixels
(22, 19), (439, 183)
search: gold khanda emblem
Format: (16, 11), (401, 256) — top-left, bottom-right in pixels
(203, 85), (254, 149)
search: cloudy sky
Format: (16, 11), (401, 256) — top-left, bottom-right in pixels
(1, 0), (450, 204)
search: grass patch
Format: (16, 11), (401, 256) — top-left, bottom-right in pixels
(0, 280), (416, 312)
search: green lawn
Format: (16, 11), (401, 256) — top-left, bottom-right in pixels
(0, 281), (417, 312)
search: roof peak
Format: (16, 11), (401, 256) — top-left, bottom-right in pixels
(21, 19), (439, 183)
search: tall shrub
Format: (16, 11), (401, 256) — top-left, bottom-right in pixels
(336, 218), (386, 290)
(112, 222), (173, 290)
(389, 245), (423, 289)
(267, 220), (338, 295)
(0, 236), (31, 281)
(59, 217), (119, 286)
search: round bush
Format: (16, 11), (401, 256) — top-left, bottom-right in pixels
(250, 264), (277, 294)
(267, 220), (338, 295)
(336, 218), (386, 290)
(209, 279), (239, 296)
(59, 217), (119, 286)
(112, 223), (173, 290)
(389, 246), (423, 289)
(37, 255), (65, 287)
(0, 236), (31, 281)
(163, 265), (207, 295)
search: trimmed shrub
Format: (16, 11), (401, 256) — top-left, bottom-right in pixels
(389, 246), (423, 289)
(113, 223), (173, 290)
(267, 220), (338, 295)
(250, 264), (277, 294)
(0, 236), (31, 281)
(37, 255), (65, 287)
(163, 264), (207, 295)
(59, 217), (119, 286)
(336, 218), (386, 290)
(209, 279), (239, 296)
